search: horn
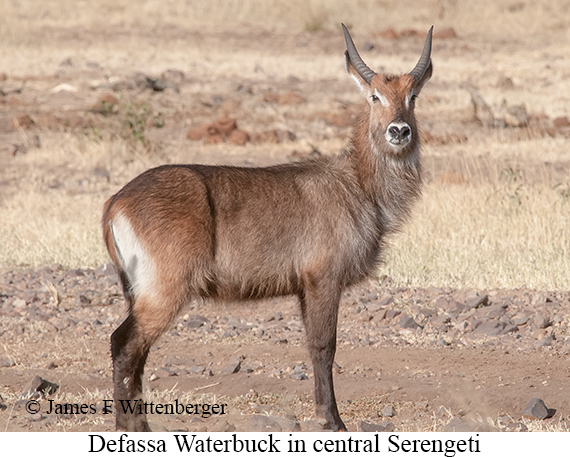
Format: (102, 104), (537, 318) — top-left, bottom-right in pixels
(342, 23), (376, 84)
(409, 26), (433, 82)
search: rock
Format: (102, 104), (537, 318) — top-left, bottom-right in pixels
(496, 76), (515, 90)
(419, 308), (434, 318)
(89, 93), (119, 115)
(367, 303), (383, 313)
(553, 116), (570, 128)
(184, 315), (209, 329)
(227, 130), (249, 146)
(398, 315), (419, 329)
(360, 421), (385, 432)
(155, 367), (177, 378)
(434, 27), (458, 39)
(215, 116), (238, 136)
(291, 371), (308, 381)
(483, 303), (507, 318)
(434, 296), (449, 309)
(504, 422), (528, 432)
(12, 298), (26, 308)
(227, 316), (243, 329)
(377, 294), (394, 307)
(431, 314), (451, 328)
(472, 320), (506, 336)
(187, 125), (207, 141)
(531, 293), (551, 306)
(536, 336), (553, 347)
(76, 295), (91, 306)
(465, 294), (488, 310)
(95, 263), (115, 277)
(278, 91), (305, 105)
(247, 415), (300, 432)
(381, 405), (395, 417)
(468, 85), (495, 128)
(27, 412), (46, 422)
(265, 312), (283, 322)
(361, 292), (378, 304)
(203, 133), (224, 144)
(13, 114), (35, 129)
(251, 130), (279, 144)
(383, 422), (395, 432)
(28, 376), (58, 397)
(147, 77), (178, 92)
(352, 303), (366, 314)
(220, 357), (241, 375)
(0, 359), (15, 367)
(444, 418), (497, 432)
(533, 314), (551, 329)
(503, 103), (529, 128)
(385, 309), (401, 320)
(512, 314), (529, 326)
(209, 419), (236, 432)
(522, 398), (555, 420)
(377, 28), (399, 40)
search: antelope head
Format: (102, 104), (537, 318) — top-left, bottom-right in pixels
(342, 24), (433, 156)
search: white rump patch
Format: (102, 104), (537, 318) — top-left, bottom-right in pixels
(110, 213), (156, 299)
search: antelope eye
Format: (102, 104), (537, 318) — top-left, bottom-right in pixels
(410, 94), (418, 104)
(370, 94), (379, 103)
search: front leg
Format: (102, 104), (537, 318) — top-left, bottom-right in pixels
(299, 277), (346, 431)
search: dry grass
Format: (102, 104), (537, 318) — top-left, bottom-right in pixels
(1, 0), (570, 292)
(3, 132), (570, 290)
(384, 182), (570, 290)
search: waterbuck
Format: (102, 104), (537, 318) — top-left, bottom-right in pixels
(102, 24), (433, 432)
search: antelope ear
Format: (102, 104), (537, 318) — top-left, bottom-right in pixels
(413, 60), (432, 95)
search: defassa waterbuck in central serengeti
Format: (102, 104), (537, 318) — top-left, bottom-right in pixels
(102, 24), (433, 432)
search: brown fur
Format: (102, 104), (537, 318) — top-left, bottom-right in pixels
(102, 28), (432, 432)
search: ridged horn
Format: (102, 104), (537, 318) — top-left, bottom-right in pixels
(342, 23), (376, 84)
(409, 26), (433, 82)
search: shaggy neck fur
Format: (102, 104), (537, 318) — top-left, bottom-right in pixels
(343, 108), (423, 235)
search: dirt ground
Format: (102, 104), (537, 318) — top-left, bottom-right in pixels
(1, 5), (570, 432)
(1, 266), (569, 432)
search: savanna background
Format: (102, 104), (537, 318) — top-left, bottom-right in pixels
(1, 0), (569, 432)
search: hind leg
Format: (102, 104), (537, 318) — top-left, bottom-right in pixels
(111, 295), (182, 431)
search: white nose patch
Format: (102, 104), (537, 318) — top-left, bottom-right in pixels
(385, 122), (412, 148)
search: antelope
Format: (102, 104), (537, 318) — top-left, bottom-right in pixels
(102, 24), (433, 432)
